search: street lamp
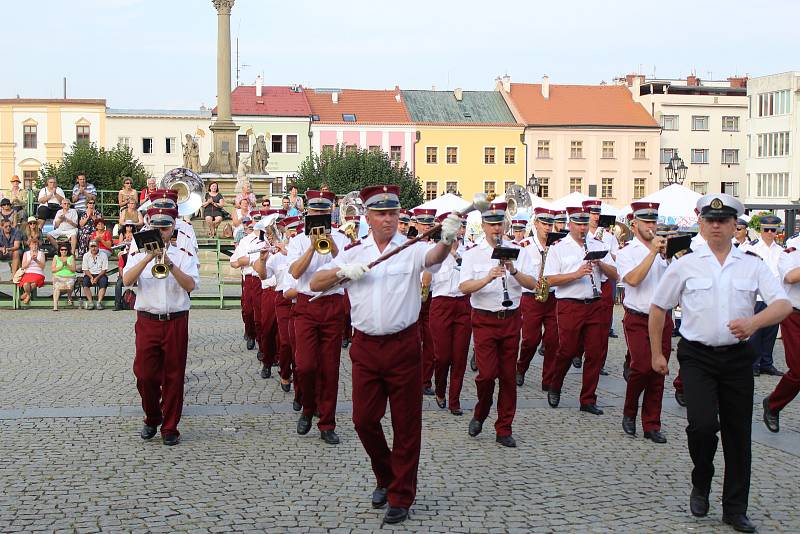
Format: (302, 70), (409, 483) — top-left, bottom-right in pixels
(665, 152), (687, 186)
(527, 173), (540, 197)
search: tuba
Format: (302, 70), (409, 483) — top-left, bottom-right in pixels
(504, 184), (532, 233)
(340, 191), (364, 243)
(159, 167), (205, 217)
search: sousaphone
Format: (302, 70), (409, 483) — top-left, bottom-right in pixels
(159, 167), (204, 217)
(504, 184), (532, 232)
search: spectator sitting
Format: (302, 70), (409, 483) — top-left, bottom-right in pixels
(47, 199), (79, 253)
(90, 219), (113, 257)
(234, 216), (253, 244)
(23, 216), (41, 248)
(119, 198), (143, 228)
(0, 198), (17, 227)
(234, 182), (257, 209)
(71, 173), (97, 216)
(51, 243), (76, 310)
(232, 198), (252, 240)
(36, 177), (66, 229)
(18, 238), (45, 305)
(8, 175), (29, 226)
(77, 201), (100, 257)
(81, 240), (109, 310)
(118, 177), (138, 209)
(0, 218), (22, 274)
(139, 177), (157, 204)
(202, 181), (225, 237)
(113, 223), (136, 311)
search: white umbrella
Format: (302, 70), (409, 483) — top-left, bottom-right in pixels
(413, 193), (470, 216)
(550, 191), (594, 210)
(637, 184), (702, 228)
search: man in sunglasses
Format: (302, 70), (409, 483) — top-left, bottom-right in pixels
(740, 215), (786, 377)
(732, 218), (751, 248)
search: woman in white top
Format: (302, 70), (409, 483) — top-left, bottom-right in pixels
(231, 198), (252, 243)
(18, 238), (46, 304)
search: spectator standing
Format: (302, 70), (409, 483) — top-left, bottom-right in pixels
(36, 177), (66, 229)
(91, 219), (113, 257)
(139, 177), (157, 204)
(81, 241), (109, 309)
(8, 175), (29, 225)
(51, 243), (76, 310)
(288, 186), (301, 211)
(202, 182), (225, 237)
(0, 198), (17, 227)
(118, 177), (138, 208)
(71, 174), (97, 215)
(47, 199), (79, 253)
(18, 238), (45, 304)
(235, 182), (257, 208)
(119, 198), (144, 228)
(0, 219), (22, 274)
(77, 201), (99, 257)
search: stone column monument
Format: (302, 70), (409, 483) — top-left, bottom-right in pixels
(204, 0), (239, 175)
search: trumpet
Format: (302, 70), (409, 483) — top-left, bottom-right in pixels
(310, 227), (332, 254)
(582, 238), (601, 298)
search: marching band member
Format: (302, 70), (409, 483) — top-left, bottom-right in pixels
(763, 243), (800, 433)
(649, 194), (790, 533)
(413, 207), (437, 396)
(616, 202), (671, 443)
(516, 208), (558, 390)
(230, 217), (260, 352)
(254, 212), (280, 378)
(511, 219), (527, 245)
(339, 214), (361, 349)
(740, 214), (785, 377)
(543, 205), (618, 415)
(398, 209), (412, 236)
(310, 185), (460, 524)
(584, 199), (619, 346)
(553, 210), (567, 233)
(148, 189), (198, 256)
(733, 217), (750, 247)
(460, 202), (537, 448)
(288, 189), (349, 445)
(124, 207), (200, 446)
(429, 211), (472, 415)
(272, 217), (302, 407)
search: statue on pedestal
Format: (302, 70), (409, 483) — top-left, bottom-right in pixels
(182, 134), (202, 174)
(236, 158), (251, 193)
(250, 135), (269, 175)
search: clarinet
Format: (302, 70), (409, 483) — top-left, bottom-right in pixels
(582, 238), (601, 298)
(495, 235), (513, 308)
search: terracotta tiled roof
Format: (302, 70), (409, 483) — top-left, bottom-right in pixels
(220, 85), (311, 117)
(305, 88), (412, 125)
(506, 83), (658, 128)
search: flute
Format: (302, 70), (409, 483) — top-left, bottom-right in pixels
(582, 238), (601, 298)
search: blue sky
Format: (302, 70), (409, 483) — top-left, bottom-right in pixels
(2, 0), (797, 109)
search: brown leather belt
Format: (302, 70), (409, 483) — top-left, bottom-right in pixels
(137, 310), (189, 321)
(473, 308), (518, 319)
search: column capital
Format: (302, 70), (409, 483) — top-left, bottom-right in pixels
(212, 0), (235, 15)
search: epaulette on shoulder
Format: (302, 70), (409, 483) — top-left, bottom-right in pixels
(344, 240), (361, 251)
(785, 247), (796, 253)
(749, 238), (759, 246)
(745, 250), (762, 260)
(465, 243), (478, 251)
(179, 247), (193, 257)
(518, 241), (529, 248)
(178, 229), (190, 237)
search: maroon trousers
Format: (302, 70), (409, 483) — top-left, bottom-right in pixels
(517, 293), (558, 389)
(419, 298), (435, 389)
(429, 295), (471, 410)
(241, 275), (261, 339)
(133, 313), (189, 437)
(258, 287), (279, 366)
(275, 292), (295, 381)
(769, 310), (800, 412)
(550, 298), (607, 405)
(293, 293), (343, 430)
(351, 324), (422, 509)
(623, 310), (673, 431)
(472, 309), (522, 436)
(600, 280), (615, 364)
(343, 291), (352, 342)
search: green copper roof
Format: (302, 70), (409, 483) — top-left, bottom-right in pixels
(401, 90), (517, 124)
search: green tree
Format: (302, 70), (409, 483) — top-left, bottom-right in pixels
(293, 145), (424, 208)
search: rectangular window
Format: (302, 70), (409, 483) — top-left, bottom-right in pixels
(691, 149), (709, 164)
(601, 177), (614, 199)
(504, 147), (515, 164)
(445, 181), (458, 194)
(569, 177), (582, 194)
(344, 144), (357, 153)
(756, 173), (791, 197)
(504, 181), (516, 193)
(390, 145), (402, 162)
(446, 147), (458, 164)
(660, 115), (679, 130)
(425, 181), (438, 201)
(286, 135), (298, 153)
(142, 137), (153, 154)
(570, 140), (583, 159)
(484, 181), (496, 197)
(691, 182), (708, 195)
(76, 125), (90, 143)
(271, 135), (283, 153)
(23, 170), (37, 190)
(722, 182), (739, 197)
(634, 141), (646, 159)
(537, 140), (550, 158)
(538, 177), (550, 198)
(117, 136), (130, 148)
(368, 145), (381, 153)
(633, 178), (646, 199)
(484, 147), (496, 164)
(165, 137), (176, 154)
(692, 115), (709, 131)
(722, 116), (739, 132)
(426, 147), (438, 164)
(237, 134), (249, 153)
(721, 149), (739, 165)
(322, 144), (334, 152)
(756, 132), (791, 157)
(660, 148), (676, 164)
(342, 113), (356, 122)
(602, 141), (615, 159)
(757, 90), (791, 117)
(23, 125), (37, 149)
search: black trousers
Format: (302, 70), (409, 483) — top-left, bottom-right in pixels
(748, 301), (779, 370)
(677, 338), (754, 515)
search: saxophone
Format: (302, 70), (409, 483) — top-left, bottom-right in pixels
(534, 246), (550, 302)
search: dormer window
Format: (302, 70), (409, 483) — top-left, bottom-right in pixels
(342, 114), (356, 122)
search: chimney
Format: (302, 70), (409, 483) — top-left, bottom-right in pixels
(687, 75), (700, 87)
(255, 75), (263, 97)
(395, 93), (401, 103)
(728, 76), (748, 89)
(502, 74), (511, 93)
(332, 91), (339, 104)
(454, 88), (463, 101)
(625, 73), (645, 87)
(541, 75), (550, 100)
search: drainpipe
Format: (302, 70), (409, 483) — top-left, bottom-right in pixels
(413, 130), (421, 181)
(519, 130), (528, 182)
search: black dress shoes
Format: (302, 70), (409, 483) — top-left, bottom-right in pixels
(516, 372), (524, 386)
(643, 430), (667, 444)
(422, 386), (434, 396)
(435, 397), (446, 409)
(599, 367), (609, 376)
(675, 390), (687, 407)
(296, 414), (312, 435)
(246, 337), (256, 350)
(256, 350), (263, 361)
(280, 381), (291, 393)
(547, 390), (560, 408)
(469, 353), (478, 372)
(468, 418), (483, 437)
(762, 396), (780, 433)
(572, 356), (582, 368)
(496, 435), (517, 448)
(608, 329), (618, 338)
(450, 408), (463, 416)
(760, 365), (784, 376)
(580, 404), (604, 415)
(383, 506), (408, 524)
(541, 383), (549, 392)
(292, 400), (302, 412)
(341, 338), (350, 349)
(689, 487), (709, 517)
(538, 346), (545, 356)
(622, 415), (636, 436)
(140, 424), (157, 440)
(371, 487), (387, 508)
(162, 434), (180, 446)
(320, 429), (340, 445)
(722, 513), (756, 533)
(260, 366), (271, 379)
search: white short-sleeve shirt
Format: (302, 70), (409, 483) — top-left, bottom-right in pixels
(127, 246), (200, 314)
(288, 231), (349, 296)
(229, 232), (261, 278)
(543, 234), (615, 300)
(459, 238), (523, 311)
(777, 248), (800, 309)
(431, 252), (463, 298)
(616, 237), (668, 314)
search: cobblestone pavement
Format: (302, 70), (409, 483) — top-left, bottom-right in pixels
(1, 308), (798, 533)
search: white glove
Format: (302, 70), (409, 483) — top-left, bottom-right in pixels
(440, 213), (462, 245)
(337, 263), (370, 281)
